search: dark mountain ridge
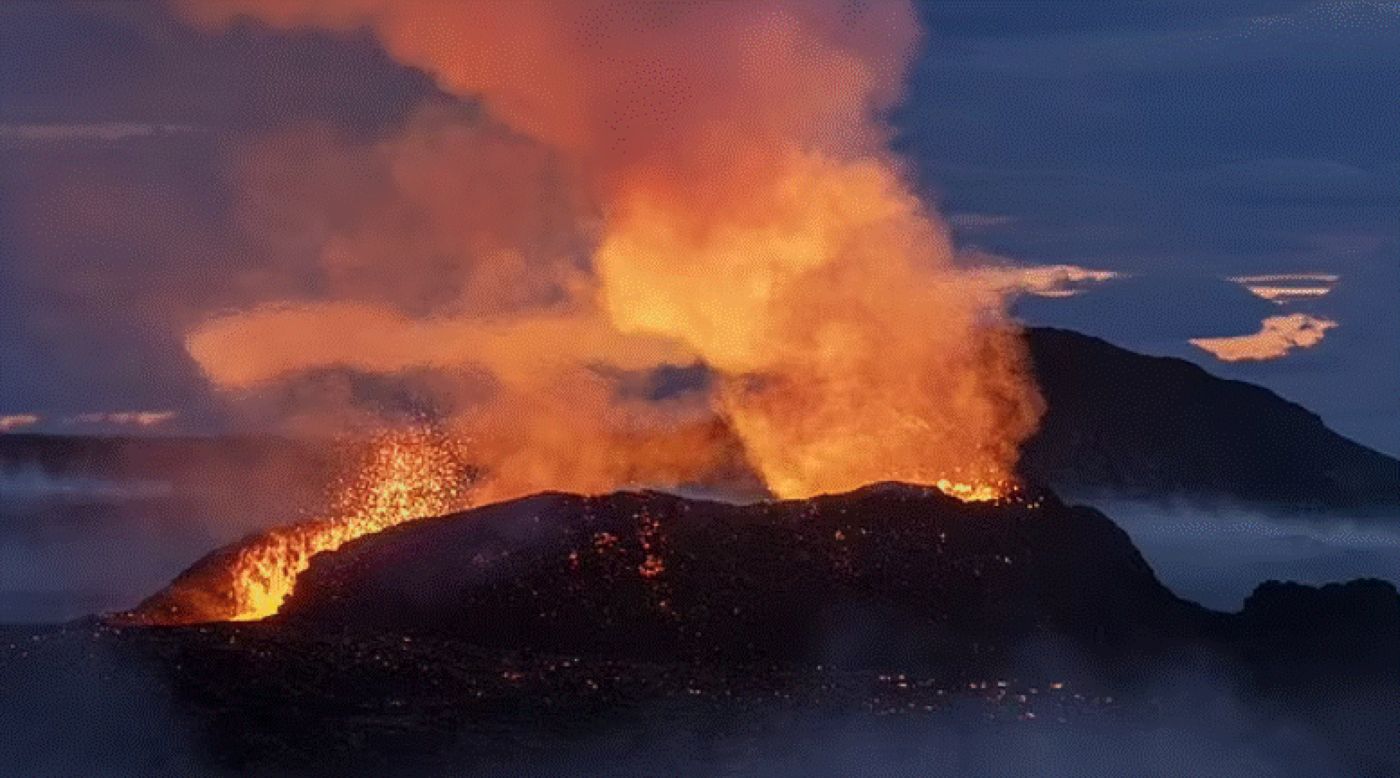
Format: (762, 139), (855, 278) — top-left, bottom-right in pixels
(1021, 327), (1399, 511)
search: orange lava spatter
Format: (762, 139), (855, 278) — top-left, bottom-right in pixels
(225, 427), (472, 621)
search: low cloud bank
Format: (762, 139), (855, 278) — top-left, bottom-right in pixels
(1105, 501), (1400, 610)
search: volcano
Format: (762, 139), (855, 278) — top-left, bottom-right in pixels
(128, 483), (1397, 675)
(265, 485), (1207, 664)
(90, 482), (1400, 774)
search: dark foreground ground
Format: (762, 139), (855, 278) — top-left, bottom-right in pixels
(6, 486), (1398, 775)
(2, 619), (1395, 777)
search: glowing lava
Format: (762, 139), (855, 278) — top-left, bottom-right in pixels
(225, 427), (472, 621)
(935, 478), (1009, 503)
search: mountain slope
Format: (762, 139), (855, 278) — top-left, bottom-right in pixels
(1021, 327), (1400, 510)
(272, 484), (1209, 665)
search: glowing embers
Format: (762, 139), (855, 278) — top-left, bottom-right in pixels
(934, 478), (1008, 503)
(636, 509), (667, 580)
(226, 427), (473, 621)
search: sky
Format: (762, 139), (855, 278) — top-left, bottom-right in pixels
(0, 1), (1396, 455)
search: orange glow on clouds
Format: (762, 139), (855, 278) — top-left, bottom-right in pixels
(1229, 273), (1339, 304)
(66, 410), (177, 428)
(1190, 314), (1337, 362)
(0, 414), (41, 432)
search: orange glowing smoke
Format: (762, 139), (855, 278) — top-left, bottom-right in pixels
(175, 1), (1042, 504)
(224, 427), (472, 621)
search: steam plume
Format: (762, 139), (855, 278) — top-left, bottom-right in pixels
(177, 0), (1043, 500)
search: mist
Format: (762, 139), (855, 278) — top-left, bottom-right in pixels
(0, 440), (328, 622)
(0, 628), (1348, 777)
(1105, 501), (1400, 611)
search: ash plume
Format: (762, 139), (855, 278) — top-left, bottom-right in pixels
(176, 0), (1043, 502)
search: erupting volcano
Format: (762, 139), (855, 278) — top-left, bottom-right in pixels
(8, 2), (1400, 774)
(116, 0), (1053, 622)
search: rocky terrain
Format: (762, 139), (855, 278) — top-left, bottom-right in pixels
(48, 483), (1390, 774)
(269, 485), (1210, 665)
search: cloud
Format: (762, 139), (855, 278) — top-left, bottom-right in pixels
(1228, 273), (1340, 303)
(0, 122), (201, 145)
(161, 0), (1047, 504)
(0, 413), (40, 432)
(948, 212), (1016, 230)
(62, 410), (178, 428)
(1190, 314), (1338, 362)
(975, 264), (1121, 299)
(1013, 274), (1276, 344)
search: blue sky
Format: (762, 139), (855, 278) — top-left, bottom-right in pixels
(1, 1), (1395, 454)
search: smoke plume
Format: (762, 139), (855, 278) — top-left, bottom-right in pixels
(177, 0), (1043, 501)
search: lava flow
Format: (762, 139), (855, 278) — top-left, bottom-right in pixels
(121, 427), (474, 625)
(225, 427), (473, 621)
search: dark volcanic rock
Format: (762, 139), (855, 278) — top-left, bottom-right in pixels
(277, 484), (1208, 666)
(1239, 578), (1400, 674)
(53, 487), (1400, 774)
(1021, 327), (1400, 510)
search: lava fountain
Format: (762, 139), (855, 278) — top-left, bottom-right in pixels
(125, 427), (474, 624)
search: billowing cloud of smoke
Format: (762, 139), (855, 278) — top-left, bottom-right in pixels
(176, 0), (1043, 502)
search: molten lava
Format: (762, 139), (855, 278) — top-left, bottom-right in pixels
(225, 427), (472, 621)
(935, 478), (1010, 503)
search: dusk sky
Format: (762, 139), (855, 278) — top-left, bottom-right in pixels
(1, 0), (1396, 455)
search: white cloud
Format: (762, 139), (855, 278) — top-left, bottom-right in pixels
(974, 263), (1121, 298)
(1228, 273), (1340, 304)
(0, 122), (201, 145)
(1190, 314), (1337, 362)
